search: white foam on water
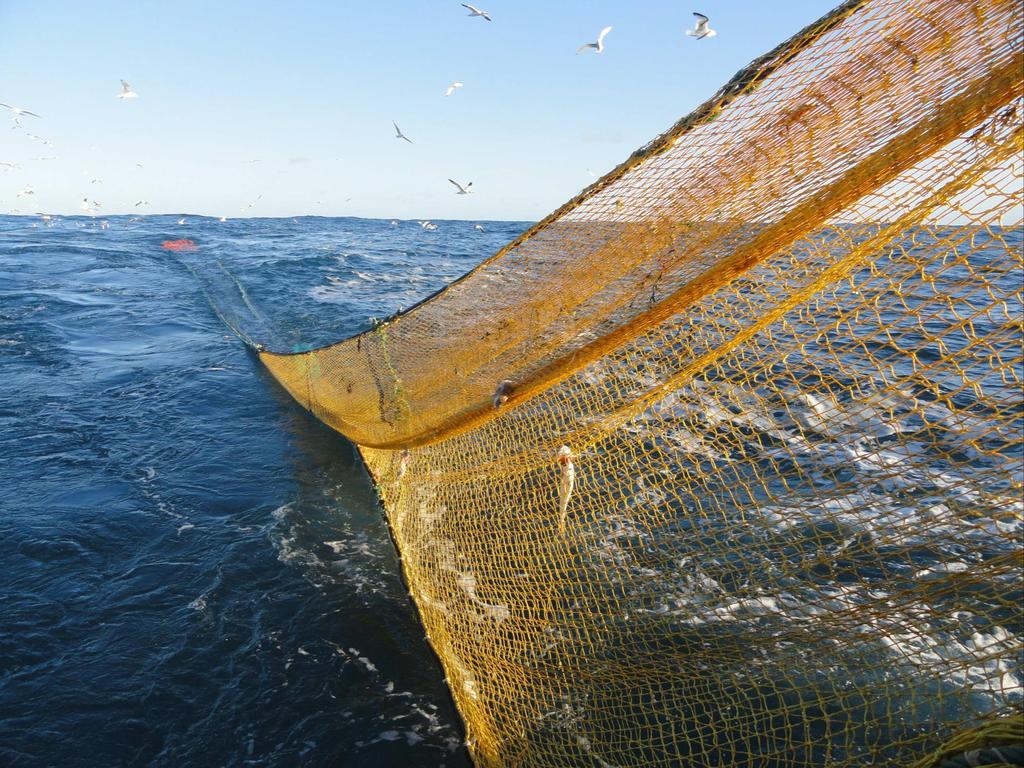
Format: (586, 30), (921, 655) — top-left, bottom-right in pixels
(913, 561), (970, 578)
(676, 580), (1023, 703)
(188, 595), (207, 612)
(664, 427), (728, 463)
(267, 505), (394, 596)
(877, 620), (1023, 698)
(415, 587), (451, 618)
(755, 478), (1017, 551)
(445, 560), (510, 624)
(418, 502), (445, 529)
(347, 648), (379, 673)
(268, 504), (321, 570)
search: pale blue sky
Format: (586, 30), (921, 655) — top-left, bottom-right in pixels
(1, 1), (839, 220)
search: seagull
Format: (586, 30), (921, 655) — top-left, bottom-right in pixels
(445, 81), (464, 97)
(393, 121), (413, 144)
(134, 200), (150, 207)
(0, 160), (17, 171)
(25, 133), (51, 145)
(461, 4), (491, 21)
(16, 186), (34, 198)
(117, 80), (138, 99)
(474, 224), (484, 231)
(577, 26), (613, 54)
(418, 220), (438, 230)
(449, 178), (473, 195)
(219, 216), (227, 222)
(80, 197), (96, 214)
(25, 134), (54, 151)
(246, 194), (262, 210)
(177, 217), (186, 225)
(0, 103), (41, 127)
(686, 13), (717, 40)
(90, 178), (102, 184)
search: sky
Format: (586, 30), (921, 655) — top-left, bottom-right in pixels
(1, 1), (841, 221)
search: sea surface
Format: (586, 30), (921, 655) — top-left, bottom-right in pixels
(0, 214), (529, 767)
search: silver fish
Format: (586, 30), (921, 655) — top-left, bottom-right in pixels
(557, 445), (576, 533)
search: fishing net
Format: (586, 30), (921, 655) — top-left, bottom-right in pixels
(254, 0), (1024, 764)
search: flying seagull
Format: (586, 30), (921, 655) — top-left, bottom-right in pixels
(445, 81), (464, 97)
(449, 178), (473, 195)
(461, 4), (491, 21)
(16, 186), (34, 198)
(686, 13), (717, 40)
(134, 200), (150, 207)
(117, 80), (138, 99)
(0, 103), (41, 127)
(577, 26), (613, 54)
(393, 121), (413, 144)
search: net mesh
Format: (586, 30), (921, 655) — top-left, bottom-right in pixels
(257, 0), (1024, 764)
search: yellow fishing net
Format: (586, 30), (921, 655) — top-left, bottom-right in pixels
(258, 0), (1024, 764)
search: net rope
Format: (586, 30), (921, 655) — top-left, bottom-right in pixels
(253, 0), (1024, 764)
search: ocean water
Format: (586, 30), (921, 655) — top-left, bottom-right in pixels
(0, 214), (528, 767)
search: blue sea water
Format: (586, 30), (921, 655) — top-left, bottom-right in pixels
(0, 214), (529, 767)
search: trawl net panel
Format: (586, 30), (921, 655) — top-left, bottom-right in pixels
(258, 0), (1023, 765)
